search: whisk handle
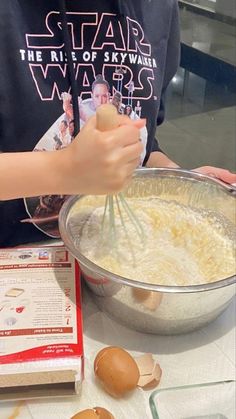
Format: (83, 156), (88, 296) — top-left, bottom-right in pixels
(96, 104), (118, 131)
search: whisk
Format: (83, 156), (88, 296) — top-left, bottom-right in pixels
(96, 104), (145, 262)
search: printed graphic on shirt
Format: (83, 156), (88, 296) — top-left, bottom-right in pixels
(20, 11), (158, 238)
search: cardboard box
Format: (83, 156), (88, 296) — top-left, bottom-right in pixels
(0, 246), (83, 401)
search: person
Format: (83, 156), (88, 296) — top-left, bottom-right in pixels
(112, 91), (123, 114)
(0, 0), (235, 247)
(53, 133), (63, 150)
(124, 105), (133, 117)
(91, 75), (110, 110)
(127, 80), (135, 106)
(61, 91), (74, 122)
(79, 74), (111, 122)
(68, 120), (75, 140)
(57, 120), (71, 148)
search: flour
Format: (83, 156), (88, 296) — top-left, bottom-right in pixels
(73, 197), (235, 286)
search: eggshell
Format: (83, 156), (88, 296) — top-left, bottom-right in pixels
(137, 374), (155, 388)
(94, 407), (115, 418)
(135, 353), (155, 376)
(94, 346), (117, 373)
(71, 409), (98, 419)
(135, 353), (162, 390)
(137, 363), (162, 390)
(94, 346), (140, 398)
(71, 407), (114, 419)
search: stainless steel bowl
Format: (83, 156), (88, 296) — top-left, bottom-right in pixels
(59, 168), (236, 335)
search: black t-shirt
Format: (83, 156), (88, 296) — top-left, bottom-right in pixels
(0, 0), (180, 246)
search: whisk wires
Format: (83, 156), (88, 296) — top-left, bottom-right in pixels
(100, 193), (146, 265)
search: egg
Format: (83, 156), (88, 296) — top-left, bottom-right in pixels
(71, 409), (97, 419)
(71, 407), (114, 419)
(94, 346), (140, 398)
(94, 407), (115, 419)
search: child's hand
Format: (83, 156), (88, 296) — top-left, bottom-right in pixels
(194, 166), (236, 185)
(56, 114), (146, 195)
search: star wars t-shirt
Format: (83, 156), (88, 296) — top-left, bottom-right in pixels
(0, 0), (180, 246)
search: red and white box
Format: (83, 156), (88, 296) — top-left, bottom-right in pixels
(0, 246), (83, 401)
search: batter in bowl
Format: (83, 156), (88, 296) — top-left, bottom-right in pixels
(71, 196), (236, 287)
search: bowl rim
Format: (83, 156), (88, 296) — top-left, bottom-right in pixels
(59, 168), (236, 294)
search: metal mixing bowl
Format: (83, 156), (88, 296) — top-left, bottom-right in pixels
(59, 169), (236, 335)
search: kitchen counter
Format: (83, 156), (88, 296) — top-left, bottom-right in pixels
(180, 8), (236, 67)
(1, 284), (235, 419)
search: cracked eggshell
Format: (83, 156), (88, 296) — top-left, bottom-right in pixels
(71, 409), (98, 419)
(94, 346), (140, 398)
(135, 353), (155, 376)
(138, 363), (162, 390)
(71, 407), (114, 419)
(94, 407), (115, 418)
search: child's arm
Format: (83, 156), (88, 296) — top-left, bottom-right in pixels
(0, 114), (145, 200)
(146, 151), (236, 184)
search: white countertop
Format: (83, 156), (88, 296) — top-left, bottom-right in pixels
(1, 285), (235, 419)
